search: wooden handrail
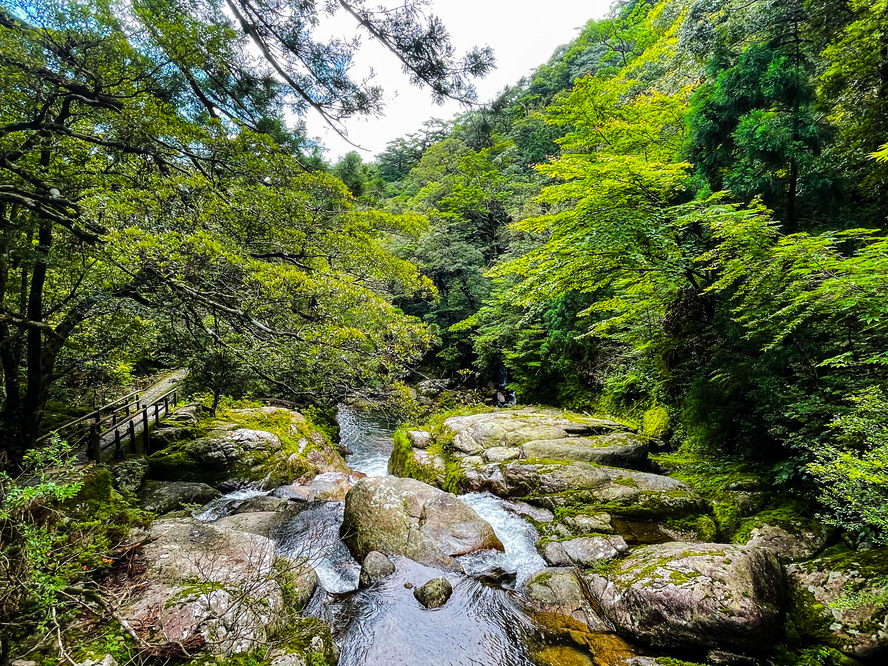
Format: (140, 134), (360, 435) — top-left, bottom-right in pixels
(37, 391), (139, 443)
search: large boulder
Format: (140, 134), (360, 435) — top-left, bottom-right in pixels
(341, 476), (503, 571)
(148, 407), (346, 487)
(786, 547), (888, 659)
(585, 542), (785, 651)
(138, 480), (220, 514)
(122, 518), (313, 654)
(390, 408), (705, 523)
(540, 535), (628, 567)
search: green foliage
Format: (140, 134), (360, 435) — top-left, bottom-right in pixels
(0, 436), (149, 647)
(808, 388), (888, 544)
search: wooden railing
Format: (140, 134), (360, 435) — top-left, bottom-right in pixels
(39, 386), (180, 462)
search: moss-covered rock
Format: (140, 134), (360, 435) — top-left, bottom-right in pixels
(786, 546), (888, 658)
(584, 542), (785, 651)
(147, 407), (347, 488)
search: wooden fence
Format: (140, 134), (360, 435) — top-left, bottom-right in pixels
(38, 386), (180, 461)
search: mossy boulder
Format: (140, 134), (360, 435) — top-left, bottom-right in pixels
(525, 567), (612, 632)
(786, 547), (888, 658)
(341, 476), (503, 571)
(138, 479), (220, 514)
(585, 542), (785, 651)
(148, 407), (346, 488)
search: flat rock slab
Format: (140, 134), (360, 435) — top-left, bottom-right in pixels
(786, 547), (888, 658)
(521, 433), (649, 469)
(341, 476), (503, 571)
(585, 542), (784, 651)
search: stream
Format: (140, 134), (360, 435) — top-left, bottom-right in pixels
(201, 405), (588, 665)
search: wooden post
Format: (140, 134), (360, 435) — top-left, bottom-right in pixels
(114, 427), (123, 459)
(88, 424), (100, 462)
(154, 403), (160, 426)
(163, 395), (169, 416)
(142, 408), (150, 452)
(128, 419), (136, 454)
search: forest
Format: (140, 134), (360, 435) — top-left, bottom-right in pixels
(2, 0), (888, 664)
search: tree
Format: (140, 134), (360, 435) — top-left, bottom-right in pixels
(686, 0), (831, 232)
(0, 0), (488, 462)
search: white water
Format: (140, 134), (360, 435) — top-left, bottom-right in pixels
(194, 487), (269, 522)
(459, 492), (546, 587)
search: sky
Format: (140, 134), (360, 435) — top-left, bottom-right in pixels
(307, 0), (614, 162)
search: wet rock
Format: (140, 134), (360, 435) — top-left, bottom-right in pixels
(745, 522), (828, 563)
(359, 551), (396, 587)
(584, 542), (784, 651)
(525, 567), (611, 632)
(122, 518), (298, 654)
(341, 476), (503, 571)
(786, 547), (888, 658)
(111, 456), (149, 495)
(476, 566), (517, 586)
(274, 472), (354, 503)
(502, 500), (555, 523)
(139, 480), (220, 514)
(483, 446), (521, 463)
(413, 576), (453, 608)
(231, 495), (291, 514)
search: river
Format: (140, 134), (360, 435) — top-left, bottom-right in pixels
(202, 405), (598, 665)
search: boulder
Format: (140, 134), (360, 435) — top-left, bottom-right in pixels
(341, 476), (503, 571)
(413, 576), (453, 608)
(148, 407), (346, 487)
(525, 567), (611, 632)
(745, 522), (828, 563)
(231, 495), (292, 514)
(359, 551), (396, 588)
(585, 542), (784, 651)
(122, 518), (308, 654)
(786, 547), (888, 659)
(139, 480), (220, 514)
(541, 536), (628, 567)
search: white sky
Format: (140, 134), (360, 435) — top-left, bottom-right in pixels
(307, 1), (614, 162)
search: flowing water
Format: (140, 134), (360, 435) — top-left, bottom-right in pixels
(202, 405), (584, 665)
(276, 405), (555, 665)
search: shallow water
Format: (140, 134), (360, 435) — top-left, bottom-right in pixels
(203, 405), (589, 665)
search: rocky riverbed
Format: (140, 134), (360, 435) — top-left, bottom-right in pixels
(92, 402), (888, 666)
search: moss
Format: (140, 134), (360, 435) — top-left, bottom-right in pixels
(652, 451), (766, 500)
(788, 585), (843, 649)
(733, 500), (821, 544)
(770, 645), (863, 666)
(712, 500), (741, 541)
(389, 429), (441, 485)
(642, 405), (671, 438)
(654, 658), (707, 666)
